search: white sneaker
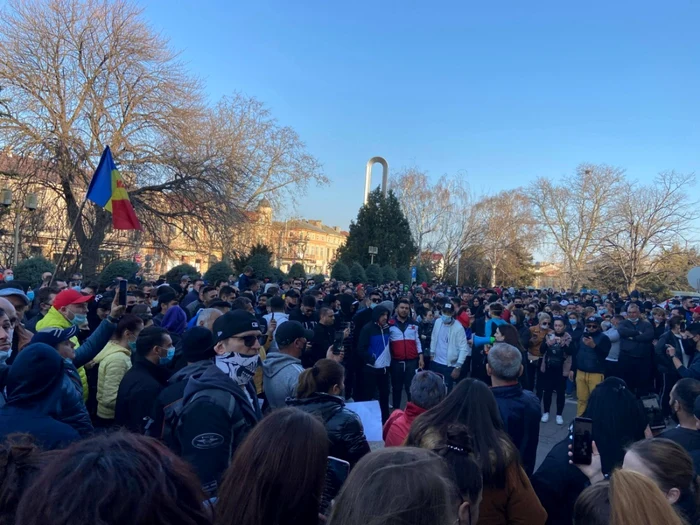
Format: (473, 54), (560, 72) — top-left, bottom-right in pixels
(541, 413), (549, 423)
(556, 415), (564, 425)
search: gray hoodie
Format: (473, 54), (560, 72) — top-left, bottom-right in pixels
(262, 352), (304, 409)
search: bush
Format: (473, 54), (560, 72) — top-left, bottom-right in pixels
(397, 267), (411, 284)
(311, 274), (325, 285)
(203, 261), (234, 286)
(416, 265), (432, 285)
(287, 263), (307, 280)
(365, 264), (383, 285)
(14, 256), (55, 286)
(164, 264), (200, 286)
(246, 254), (272, 279)
(381, 265), (397, 283)
(350, 262), (367, 284)
(331, 262), (351, 282)
(99, 260), (139, 286)
(268, 267), (286, 283)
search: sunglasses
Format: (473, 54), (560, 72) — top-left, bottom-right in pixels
(585, 324), (598, 329)
(233, 335), (258, 347)
(541, 323), (550, 327)
(371, 298), (381, 304)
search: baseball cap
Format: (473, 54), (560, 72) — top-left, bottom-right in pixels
(30, 326), (79, 347)
(275, 320), (314, 347)
(691, 306), (700, 314)
(0, 287), (30, 305)
(212, 310), (260, 343)
(585, 315), (603, 325)
(53, 289), (94, 310)
(442, 302), (455, 313)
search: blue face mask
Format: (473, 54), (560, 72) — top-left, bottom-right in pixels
(72, 286), (82, 292)
(441, 315), (453, 324)
(4, 275), (13, 282)
(27, 290), (35, 301)
(160, 346), (175, 365)
(569, 319), (577, 325)
(151, 300), (159, 308)
(510, 317), (518, 325)
(70, 313), (87, 326)
(128, 340), (137, 352)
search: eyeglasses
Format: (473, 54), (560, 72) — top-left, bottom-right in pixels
(585, 324), (598, 330)
(233, 335), (258, 347)
(371, 298), (381, 304)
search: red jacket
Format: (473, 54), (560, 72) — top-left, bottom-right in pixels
(383, 402), (427, 446)
(388, 317), (422, 360)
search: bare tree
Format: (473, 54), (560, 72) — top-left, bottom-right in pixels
(526, 163), (624, 290)
(0, 0), (325, 277)
(472, 191), (539, 287)
(599, 171), (698, 292)
(390, 167), (451, 254)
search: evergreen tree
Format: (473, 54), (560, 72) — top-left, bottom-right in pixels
(288, 263), (307, 280)
(381, 265), (397, 283)
(331, 262), (351, 281)
(204, 261), (234, 285)
(397, 267), (411, 284)
(350, 262), (367, 284)
(337, 188), (417, 267)
(365, 264), (383, 285)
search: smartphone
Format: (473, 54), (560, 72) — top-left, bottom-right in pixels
(572, 417), (593, 465)
(641, 396), (660, 410)
(320, 456), (350, 516)
(333, 330), (345, 355)
(118, 280), (127, 306)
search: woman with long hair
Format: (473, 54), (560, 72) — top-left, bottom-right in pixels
(624, 438), (700, 525)
(15, 432), (212, 525)
(328, 447), (460, 525)
(406, 378), (546, 525)
(537, 317), (573, 425)
(532, 377), (648, 525)
(215, 408), (328, 525)
(287, 359), (370, 467)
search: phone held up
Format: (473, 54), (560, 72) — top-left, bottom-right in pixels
(572, 417), (593, 465)
(320, 456), (350, 516)
(118, 279), (128, 307)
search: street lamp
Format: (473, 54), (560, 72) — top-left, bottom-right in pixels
(0, 189), (38, 267)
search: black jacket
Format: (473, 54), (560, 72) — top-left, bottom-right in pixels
(148, 360), (213, 439)
(491, 384), (541, 476)
(114, 356), (172, 433)
(655, 331), (688, 375)
(573, 330), (610, 374)
(618, 319), (655, 360)
(177, 365), (261, 495)
(309, 323), (334, 368)
(287, 393), (370, 467)
(531, 439), (590, 525)
(289, 308), (318, 331)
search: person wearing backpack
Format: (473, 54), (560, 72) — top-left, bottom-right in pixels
(175, 310), (263, 496)
(146, 326), (215, 441)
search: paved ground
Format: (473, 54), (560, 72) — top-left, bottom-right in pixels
(369, 391), (577, 469)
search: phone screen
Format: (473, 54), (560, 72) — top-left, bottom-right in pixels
(333, 331), (345, 355)
(573, 417), (593, 465)
(642, 396), (660, 410)
(118, 280), (127, 306)
(320, 456), (350, 516)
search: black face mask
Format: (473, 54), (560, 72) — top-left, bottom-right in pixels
(670, 403), (680, 424)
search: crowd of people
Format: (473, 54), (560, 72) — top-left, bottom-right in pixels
(1, 265), (700, 524)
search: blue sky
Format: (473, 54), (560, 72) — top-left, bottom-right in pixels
(142, 2), (697, 230)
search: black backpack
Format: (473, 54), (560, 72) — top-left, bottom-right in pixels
(546, 343), (565, 368)
(157, 388), (244, 454)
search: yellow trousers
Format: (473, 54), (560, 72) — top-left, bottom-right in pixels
(576, 371), (604, 416)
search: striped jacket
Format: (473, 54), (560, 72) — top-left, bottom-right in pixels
(388, 317), (422, 361)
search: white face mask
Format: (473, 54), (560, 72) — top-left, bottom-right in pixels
(215, 352), (260, 386)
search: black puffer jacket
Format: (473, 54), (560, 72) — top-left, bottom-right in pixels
(287, 393), (370, 467)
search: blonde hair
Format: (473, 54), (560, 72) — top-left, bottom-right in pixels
(609, 470), (686, 525)
(651, 307), (666, 317)
(537, 312), (551, 324)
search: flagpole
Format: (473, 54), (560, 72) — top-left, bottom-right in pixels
(49, 196), (88, 287)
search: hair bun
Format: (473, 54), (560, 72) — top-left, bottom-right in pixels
(444, 423), (475, 455)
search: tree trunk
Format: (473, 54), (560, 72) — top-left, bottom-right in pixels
(490, 264), (497, 287)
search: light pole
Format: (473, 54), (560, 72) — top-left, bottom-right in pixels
(0, 189), (38, 267)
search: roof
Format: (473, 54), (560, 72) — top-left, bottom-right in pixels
(272, 219), (347, 237)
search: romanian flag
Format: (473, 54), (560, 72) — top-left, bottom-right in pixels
(86, 146), (141, 230)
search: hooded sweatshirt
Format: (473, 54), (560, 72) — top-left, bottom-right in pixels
(177, 365), (262, 495)
(262, 352), (304, 409)
(0, 343), (80, 449)
(357, 306), (391, 369)
(93, 340), (132, 419)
